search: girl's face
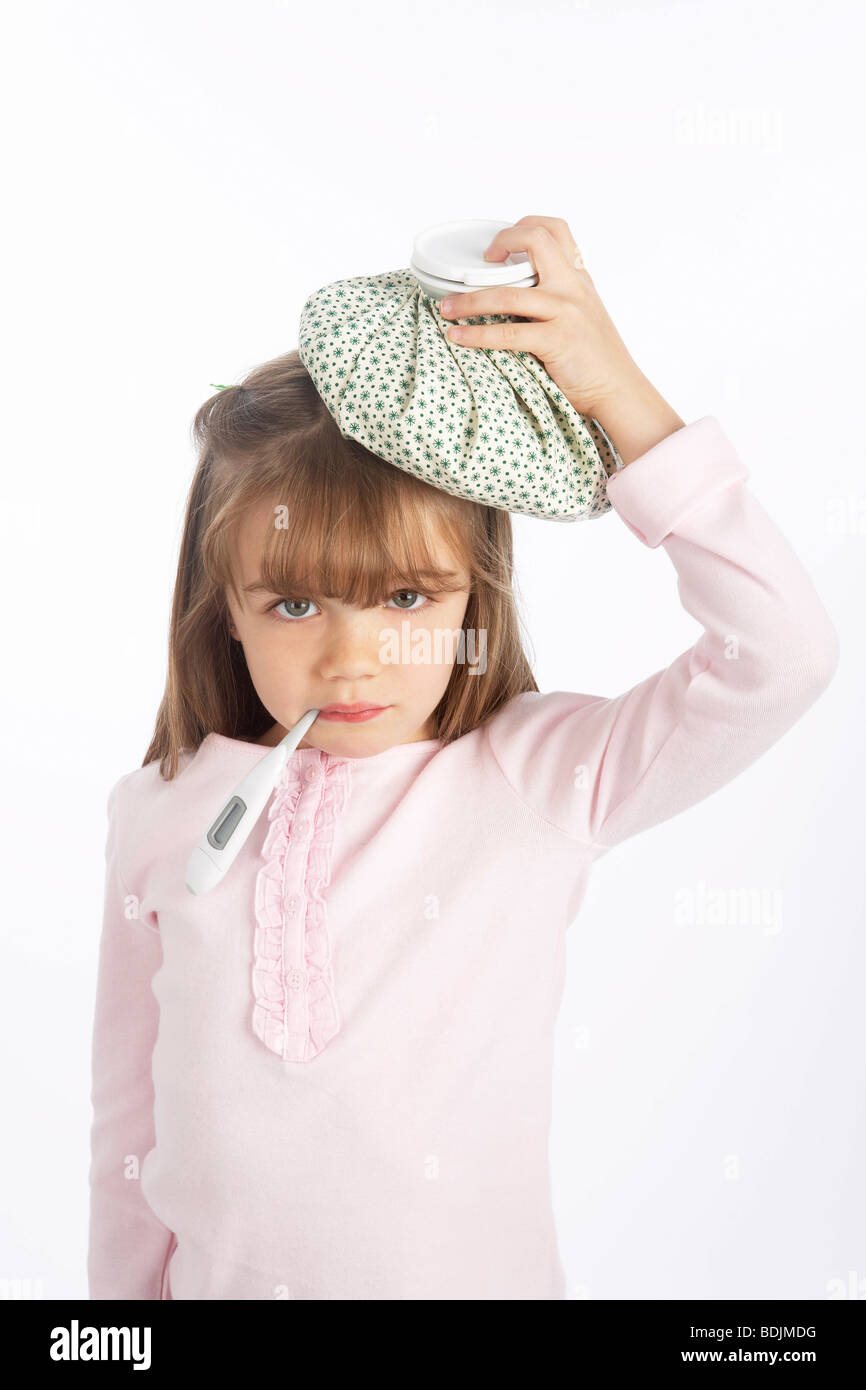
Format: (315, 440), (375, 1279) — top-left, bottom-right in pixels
(225, 498), (473, 754)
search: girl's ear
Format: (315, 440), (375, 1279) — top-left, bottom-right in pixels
(223, 587), (241, 642)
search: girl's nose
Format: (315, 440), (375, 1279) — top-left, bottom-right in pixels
(317, 622), (386, 680)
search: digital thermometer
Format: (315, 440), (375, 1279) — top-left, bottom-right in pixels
(185, 709), (320, 895)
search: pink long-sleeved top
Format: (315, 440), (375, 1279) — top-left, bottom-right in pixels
(88, 416), (839, 1301)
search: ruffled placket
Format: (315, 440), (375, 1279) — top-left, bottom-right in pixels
(252, 747), (352, 1062)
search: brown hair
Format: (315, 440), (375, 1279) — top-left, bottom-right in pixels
(143, 349), (539, 780)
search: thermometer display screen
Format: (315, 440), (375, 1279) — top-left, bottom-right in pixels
(207, 796), (247, 850)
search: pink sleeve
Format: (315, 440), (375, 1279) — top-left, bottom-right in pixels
(87, 775), (175, 1299)
(485, 415), (840, 855)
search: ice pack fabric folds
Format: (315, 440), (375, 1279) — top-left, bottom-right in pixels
(298, 268), (622, 522)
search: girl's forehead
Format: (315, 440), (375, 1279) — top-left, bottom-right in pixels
(232, 498), (279, 564)
(231, 495), (471, 587)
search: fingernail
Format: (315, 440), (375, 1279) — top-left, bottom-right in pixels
(440, 297), (452, 313)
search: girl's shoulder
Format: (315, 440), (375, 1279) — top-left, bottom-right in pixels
(107, 745), (200, 811)
(105, 741), (217, 861)
(480, 688), (606, 757)
(478, 687), (616, 849)
(105, 741), (223, 896)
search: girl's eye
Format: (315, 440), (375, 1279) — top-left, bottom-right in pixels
(271, 598), (321, 621)
(269, 591), (433, 622)
(386, 590), (432, 613)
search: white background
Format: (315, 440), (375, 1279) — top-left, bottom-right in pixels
(1, 0), (863, 1300)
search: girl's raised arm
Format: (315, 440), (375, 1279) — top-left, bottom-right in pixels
(484, 415), (840, 857)
(87, 776), (175, 1299)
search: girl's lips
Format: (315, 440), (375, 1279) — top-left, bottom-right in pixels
(316, 705), (390, 723)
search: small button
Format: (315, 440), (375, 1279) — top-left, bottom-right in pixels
(286, 967), (306, 991)
(294, 819), (310, 838)
(285, 894), (300, 915)
(304, 765), (319, 783)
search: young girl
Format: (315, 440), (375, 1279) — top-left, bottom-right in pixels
(87, 216), (839, 1301)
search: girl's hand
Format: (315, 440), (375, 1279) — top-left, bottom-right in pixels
(438, 214), (643, 420)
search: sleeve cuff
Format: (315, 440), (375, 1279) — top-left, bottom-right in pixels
(604, 415), (749, 548)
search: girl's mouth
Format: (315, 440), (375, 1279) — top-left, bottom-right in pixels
(317, 705), (390, 723)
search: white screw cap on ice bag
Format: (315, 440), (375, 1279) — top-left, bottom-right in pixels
(409, 218), (538, 300)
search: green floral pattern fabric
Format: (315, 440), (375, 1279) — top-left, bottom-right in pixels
(298, 269), (622, 522)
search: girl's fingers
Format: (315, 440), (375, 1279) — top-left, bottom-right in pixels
(438, 284), (561, 324)
(444, 316), (556, 356)
(484, 218), (579, 278)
